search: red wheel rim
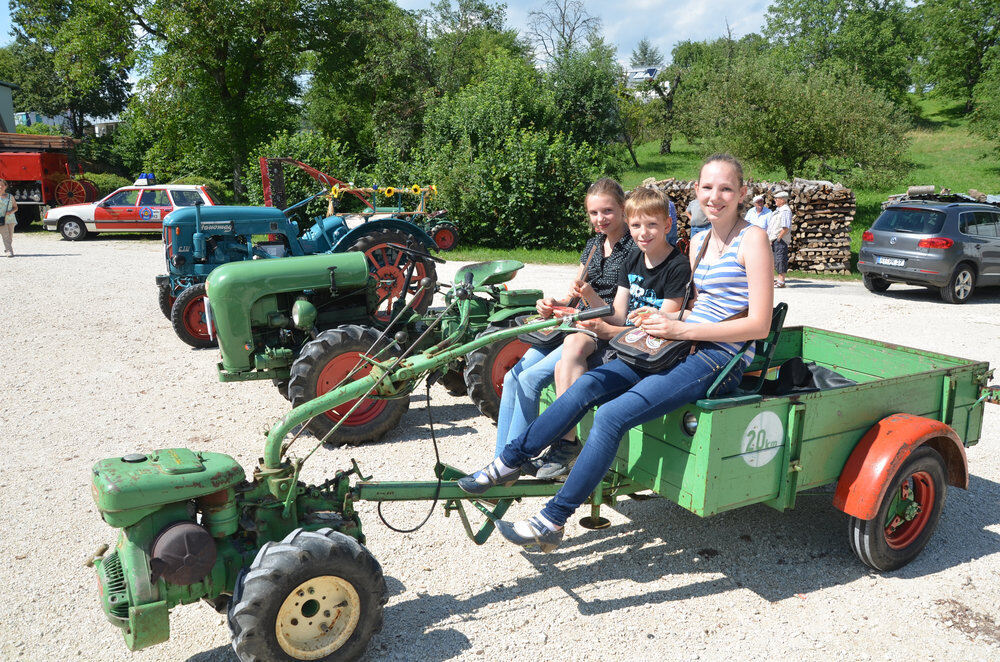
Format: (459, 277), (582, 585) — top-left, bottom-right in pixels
(434, 228), (456, 250)
(316, 353), (387, 426)
(364, 243), (429, 321)
(490, 338), (529, 399)
(182, 294), (211, 340)
(884, 470), (935, 550)
(56, 179), (86, 206)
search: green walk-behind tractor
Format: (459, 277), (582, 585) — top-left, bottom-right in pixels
(88, 259), (998, 661)
(206, 250), (542, 445)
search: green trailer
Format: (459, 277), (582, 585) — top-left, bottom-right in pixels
(86, 260), (998, 662)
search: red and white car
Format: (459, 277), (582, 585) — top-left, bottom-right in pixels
(43, 184), (217, 240)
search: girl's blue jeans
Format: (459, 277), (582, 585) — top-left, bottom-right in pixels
(499, 345), (745, 527)
(495, 345), (563, 456)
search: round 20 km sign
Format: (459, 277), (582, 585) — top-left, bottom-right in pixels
(741, 411), (784, 467)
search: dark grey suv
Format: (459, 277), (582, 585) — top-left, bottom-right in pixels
(858, 196), (1000, 303)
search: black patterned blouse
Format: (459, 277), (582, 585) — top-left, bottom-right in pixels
(579, 232), (635, 305)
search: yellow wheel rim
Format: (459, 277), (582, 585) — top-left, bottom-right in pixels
(275, 575), (361, 660)
(384, 187), (395, 198)
(411, 184), (421, 195)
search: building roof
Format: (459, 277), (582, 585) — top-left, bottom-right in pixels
(0, 81), (20, 90)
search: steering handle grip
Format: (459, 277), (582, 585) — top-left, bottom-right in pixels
(577, 305), (611, 321)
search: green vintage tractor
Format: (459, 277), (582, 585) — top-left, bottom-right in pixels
(206, 249), (541, 444)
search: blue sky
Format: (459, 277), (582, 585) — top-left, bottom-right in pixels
(1, 0), (771, 61)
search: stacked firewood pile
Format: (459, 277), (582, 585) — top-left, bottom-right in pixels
(639, 177), (855, 274)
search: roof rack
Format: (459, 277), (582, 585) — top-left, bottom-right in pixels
(882, 191), (1000, 210)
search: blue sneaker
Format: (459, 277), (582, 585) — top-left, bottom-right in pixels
(457, 460), (521, 495)
(496, 516), (564, 553)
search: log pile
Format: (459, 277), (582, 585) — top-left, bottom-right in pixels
(639, 176), (855, 274)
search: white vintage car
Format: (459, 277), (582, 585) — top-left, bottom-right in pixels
(44, 184), (217, 240)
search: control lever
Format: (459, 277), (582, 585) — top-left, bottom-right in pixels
(576, 304), (612, 321)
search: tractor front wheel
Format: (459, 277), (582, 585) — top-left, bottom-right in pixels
(463, 324), (529, 422)
(440, 364), (468, 396)
(349, 229), (437, 322)
(847, 445), (947, 571)
(170, 283), (216, 348)
(229, 528), (386, 662)
(287, 325), (408, 445)
(157, 283), (175, 319)
(431, 222), (460, 251)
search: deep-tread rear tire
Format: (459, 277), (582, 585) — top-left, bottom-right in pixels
(287, 325), (408, 445)
(171, 283), (216, 348)
(847, 445), (947, 571)
(230, 528), (386, 662)
(348, 228), (437, 322)
(863, 273), (890, 293)
(440, 365), (468, 396)
(940, 263), (975, 304)
(157, 283), (175, 319)
(59, 217), (87, 241)
(463, 323), (529, 422)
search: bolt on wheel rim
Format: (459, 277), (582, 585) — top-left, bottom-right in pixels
(276, 575), (361, 659)
(954, 272), (972, 299)
(884, 470), (935, 550)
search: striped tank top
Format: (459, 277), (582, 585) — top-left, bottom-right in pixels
(688, 224), (755, 366)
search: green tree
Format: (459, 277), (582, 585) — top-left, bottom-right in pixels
(630, 37), (664, 69)
(970, 60), (1000, 150)
(684, 51), (909, 185)
(917, 0), (1000, 111)
(763, 0), (916, 105)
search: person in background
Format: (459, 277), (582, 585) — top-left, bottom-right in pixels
(0, 179), (18, 257)
(768, 190), (792, 287)
(744, 194), (771, 230)
(686, 196), (710, 238)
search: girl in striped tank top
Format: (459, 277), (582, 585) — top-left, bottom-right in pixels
(459, 154), (775, 552)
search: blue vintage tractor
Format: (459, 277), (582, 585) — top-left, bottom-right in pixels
(156, 198), (438, 348)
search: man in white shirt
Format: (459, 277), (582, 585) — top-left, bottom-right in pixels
(744, 194), (771, 230)
(767, 191), (792, 288)
(686, 197), (709, 238)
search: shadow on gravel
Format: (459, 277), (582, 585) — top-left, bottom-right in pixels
(186, 645), (236, 662)
(784, 280), (838, 289)
(2, 252), (80, 257)
(870, 286), (1000, 305)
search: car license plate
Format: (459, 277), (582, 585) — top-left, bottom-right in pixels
(875, 256), (905, 267)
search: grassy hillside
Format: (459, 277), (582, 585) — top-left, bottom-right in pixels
(621, 97), (1000, 271)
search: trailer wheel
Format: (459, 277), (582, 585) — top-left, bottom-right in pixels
(171, 284), (217, 348)
(847, 445), (947, 571)
(940, 263), (975, 304)
(349, 229), (436, 322)
(440, 365), (468, 396)
(463, 324), (530, 422)
(287, 325), (408, 445)
(862, 273), (890, 293)
(430, 222), (459, 251)
(230, 528), (386, 662)
(157, 283), (175, 319)
(59, 217), (88, 241)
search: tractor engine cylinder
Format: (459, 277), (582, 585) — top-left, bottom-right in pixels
(149, 521), (217, 585)
(198, 489), (239, 537)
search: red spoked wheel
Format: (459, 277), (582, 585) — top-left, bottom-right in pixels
(431, 222), (459, 251)
(349, 229), (437, 323)
(847, 445), (947, 571)
(170, 283), (216, 348)
(55, 179), (87, 206)
(78, 178), (99, 202)
(287, 325), (409, 445)
(463, 324), (530, 422)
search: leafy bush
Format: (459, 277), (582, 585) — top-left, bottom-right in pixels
(16, 123), (67, 135)
(80, 172), (130, 196)
(426, 128), (619, 249)
(167, 176), (234, 205)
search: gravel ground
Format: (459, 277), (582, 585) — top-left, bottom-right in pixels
(2, 231), (999, 662)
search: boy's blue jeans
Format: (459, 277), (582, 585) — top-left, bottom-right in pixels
(495, 345), (563, 456)
(499, 345), (745, 527)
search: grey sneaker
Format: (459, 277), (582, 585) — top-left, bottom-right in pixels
(533, 439), (582, 479)
(457, 460), (521, 495)
(496, 516), (564, 553)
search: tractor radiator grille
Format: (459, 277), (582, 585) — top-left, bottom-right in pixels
(101, 551), (130, 620)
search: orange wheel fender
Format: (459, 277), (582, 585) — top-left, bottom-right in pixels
(833, 413), (968, 520)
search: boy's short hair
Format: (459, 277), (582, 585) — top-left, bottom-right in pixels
(625, 186), (671, 224)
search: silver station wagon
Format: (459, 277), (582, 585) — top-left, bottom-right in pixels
(858, 196), (1000, 303)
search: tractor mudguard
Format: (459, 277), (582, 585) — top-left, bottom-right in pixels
(487, 304), (538, 325)
(833, 413), (968, 520)
(332, 217), (437, 253)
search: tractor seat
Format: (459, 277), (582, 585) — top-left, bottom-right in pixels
(454, 260), (525, 287)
